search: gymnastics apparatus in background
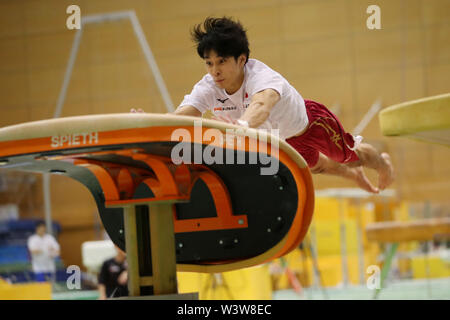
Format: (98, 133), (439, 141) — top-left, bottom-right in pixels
(366, 93), (450, 299)
(379, 92), (450, 147)
(0, 114), (315, 299)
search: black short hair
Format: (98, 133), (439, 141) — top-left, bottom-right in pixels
(191, 17), (250, 63)
(35, 220), (46, 230)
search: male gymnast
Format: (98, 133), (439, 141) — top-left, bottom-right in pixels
(132, 17), (394, 193)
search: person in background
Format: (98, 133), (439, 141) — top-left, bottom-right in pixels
(27, 221), (60, 282)
(98, 245), (128, 299)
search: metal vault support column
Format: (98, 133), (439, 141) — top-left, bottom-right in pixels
(108, 199), (178, 297)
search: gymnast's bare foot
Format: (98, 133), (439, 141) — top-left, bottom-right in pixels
(353, 166), (379, 194)
(378, 152), (395, 190)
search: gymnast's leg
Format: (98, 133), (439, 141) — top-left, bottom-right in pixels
(311, 153), (377, 193)
(310, 148), (394, 193)
(286, 99), (395, 193)
(349, 143), (395, 190)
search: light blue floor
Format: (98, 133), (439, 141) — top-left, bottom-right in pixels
(51, 277), (450, 300)
(52, 287), (99, 300)
(272, 277), (450, 300)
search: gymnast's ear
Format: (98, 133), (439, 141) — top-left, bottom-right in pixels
(238, 54), (246, 67)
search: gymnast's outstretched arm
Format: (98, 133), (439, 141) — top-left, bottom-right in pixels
(172, 105), (202, 117)
(130, 105), (202, 117)
(239, 89), (280, 128)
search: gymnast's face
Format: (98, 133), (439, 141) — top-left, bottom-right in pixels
(203, 50), (246, 95)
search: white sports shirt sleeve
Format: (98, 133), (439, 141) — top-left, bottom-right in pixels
(245, 65), (285, 98)
(178, 75), (214, 114)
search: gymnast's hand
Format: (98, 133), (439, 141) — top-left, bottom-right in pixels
(130, 108), (145, 113)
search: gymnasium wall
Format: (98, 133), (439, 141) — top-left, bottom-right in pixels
(0, 0), (449, 268)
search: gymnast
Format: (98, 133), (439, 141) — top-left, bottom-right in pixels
(132, 17), (394, 193)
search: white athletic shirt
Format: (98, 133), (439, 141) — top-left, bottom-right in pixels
(178, 59), (309, 139)
(27, 234), (60, 273)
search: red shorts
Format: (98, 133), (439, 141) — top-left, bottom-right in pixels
(286, 100), (360, 168)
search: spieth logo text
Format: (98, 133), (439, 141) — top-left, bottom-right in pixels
(51, 132), (99, 148)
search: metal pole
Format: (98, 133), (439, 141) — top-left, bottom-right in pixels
(129, 11), (174, 112)
(356, 199), (365, 285)
(424, 201), (432, 298)
(45, 26), (85, 236)
(352, 99), (382, 136)
(339, 198), (349, 287)
(56, 10), (174, 116)
(42, 173), (53, 235)
(123, 205), (140, 296)
(53, 27), (84, 119)
(308, 224), (319, 290)
(373, 242), (399, 299)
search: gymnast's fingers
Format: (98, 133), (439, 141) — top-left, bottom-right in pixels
(214, 115), (228, 122)
(223, 114), (237, 124)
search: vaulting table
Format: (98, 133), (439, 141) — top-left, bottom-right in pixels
(0, 113), (315, 298)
